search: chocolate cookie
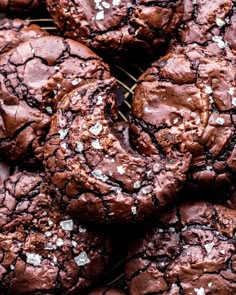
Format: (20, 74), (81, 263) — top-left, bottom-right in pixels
(46, 0), (184, 59)
(44, 78), (191, 224)
(0, 172), (113, 294)
(88, 287), (126, 295)
(174, 0), (236, 58)
(125, 202), (236, 295)
(0, 35), (110, 164)
(0, 0), (45, 14)
(130, 44), (236, 195)
(0, 18), (48, 55)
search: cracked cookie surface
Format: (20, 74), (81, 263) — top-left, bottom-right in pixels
(0, 35), (110, 165)
(46, 0), (184, 59)
(125, 201), (236, 295)
(0, 172), (113, 294)
(130, 44), (236, 195)
(0, 18), (48, 55)
(44, 79), (191, 224)
(172, 0), (236, 58)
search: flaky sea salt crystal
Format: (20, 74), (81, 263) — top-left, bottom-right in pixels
(26, 253), (42, 266)
(74, 251), (90, 266)
(60, 219), (74, 231)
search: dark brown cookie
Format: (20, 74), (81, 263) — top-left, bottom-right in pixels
(0, 172), (113, 294)
(0, 18), (48, 55)
(88, 287), (126, 295)
(130, 44), (236, 195)
(44, 78), (191, 224)
(0, 0), (45, 13)
(125, 202), (236, 295)
(173, 0), (236, 58)
(0, 35), (110, 165)
(46, 0), (184, 60)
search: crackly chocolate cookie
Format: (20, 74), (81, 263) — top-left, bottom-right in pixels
(44, 78), (191, 224)
(46, 0), (184, 59)
(0, 18), (48, 55)
(88, 287), (126, 295)
(130, 44), (236, 195)
(173, 0), (236, 58)
(125, 202), (236, 295)
(0, 35), (110, 164)
(0, 0), (45, 14)
(0, 172), (113, 294)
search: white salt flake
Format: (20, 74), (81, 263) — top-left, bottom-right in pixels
(53, 256), (57, 263)
(48, 220), (53, 226)
(212, 36), (227, 49)
(74, 251), (90, 266)
(144, 107), (152, 113)
(127, 3), (132, 8)
(215, 117), (225, 125)
(72, 240), (78, 247)
(46, 106), (53, 114)
(26, 253), (42, 266)
(60, 219), (74, 231)
(131, 206), (137, 215)
(92, 139), (102, 149)
(228, 87), (235, 95)
(209, 96), (214, 104)
(216, 18), (225, 27)
(194, 287), (205, 295)
(204, 242), (214, 253)
(205, 86), (213, 94)
(133, 181), (141, 189)
(57, 83), (61, 89)
(208, 282), (212, 287)
(102, 1), (110, 9)
(45, 231), (52, 237)
(112, 0), (120, 5)
(206, 165), (212, 171)
(75, 142), (84, 153)
(97, 95), (103, 105)
(220, 250), (225, 254)
(56, 238), (64, 247)
(89, 122), (103, 135)
(79, 225), (87, 233)
(54, 65), (60, 70)
(232, 97), (236, 107)
(59, 128), (69, 140)
(71, 78), (81, 86)
(187, 97), (192, 102)
(61, 142), (67, 150)
(117, 166), (125, 175)
(91, 170), (108, 182)
(96, 10), (104, 20)
(173, 118), (179, 125)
